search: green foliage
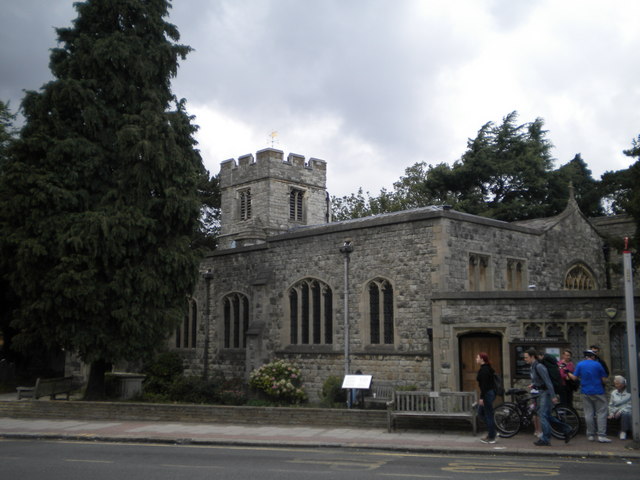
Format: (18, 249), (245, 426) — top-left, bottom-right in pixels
(249, 360), (307, 404)
(141, 352), (246, 404)
(332, 112), (605, 223)
(0, 1), (206, 396)
(320, 375), (347, 406)
(142, 351), (185, 395)
(396, 384), (418, 391)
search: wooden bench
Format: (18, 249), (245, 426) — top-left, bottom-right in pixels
(362, 382), (396, 409)
(16, 376), (74, 400)
(387, 390), (478, 435)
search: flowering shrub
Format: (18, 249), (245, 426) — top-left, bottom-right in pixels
(249, 360), (307, 404)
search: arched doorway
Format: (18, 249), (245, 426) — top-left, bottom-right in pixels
(459, 333), (502, 396)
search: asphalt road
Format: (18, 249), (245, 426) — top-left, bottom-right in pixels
(1, 439), (639, 480)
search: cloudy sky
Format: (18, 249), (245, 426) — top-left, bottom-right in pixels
(1, 0), (639, 197)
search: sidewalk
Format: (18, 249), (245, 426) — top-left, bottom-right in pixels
(1, 415), (639, 459)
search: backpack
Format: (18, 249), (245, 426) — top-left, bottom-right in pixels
(539, 354), (562, 394)
(493, 372), (505, 397)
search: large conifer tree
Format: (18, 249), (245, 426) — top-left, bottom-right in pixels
(0, 0), (204, 397)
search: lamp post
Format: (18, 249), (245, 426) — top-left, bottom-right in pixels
(339, 239), (354, 399)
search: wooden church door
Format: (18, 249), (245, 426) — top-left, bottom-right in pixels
(459, 334), (502, 396)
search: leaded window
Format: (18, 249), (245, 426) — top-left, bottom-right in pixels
(567, 324), (587, 356)
(223, 293), (249, 348)
(546, 323), (564, 338)
(368, 278), (394, 344)
(289, 279), (333, 345)
(564, 264), (595, 290)
(176, 298), (198, 349)
(524, 323), (542, 339)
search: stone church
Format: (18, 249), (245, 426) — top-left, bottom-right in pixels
(174, 148), (638, 400)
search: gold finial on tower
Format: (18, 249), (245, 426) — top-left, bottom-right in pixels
(268, 130), (279, 148)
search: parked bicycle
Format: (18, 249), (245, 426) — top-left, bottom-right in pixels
(493, 388), (581, 439)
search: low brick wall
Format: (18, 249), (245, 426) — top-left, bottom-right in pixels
(0, 400), (389, 429)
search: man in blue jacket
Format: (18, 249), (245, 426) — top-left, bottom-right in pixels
(568, 349), (610, 442)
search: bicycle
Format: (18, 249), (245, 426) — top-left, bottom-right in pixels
(493, 388), (581, 439)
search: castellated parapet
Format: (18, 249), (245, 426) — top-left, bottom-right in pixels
(219, 148), (326, 189)
(219, 148), (330, 249)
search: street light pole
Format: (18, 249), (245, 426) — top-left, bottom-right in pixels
(339, 240), (354, 382)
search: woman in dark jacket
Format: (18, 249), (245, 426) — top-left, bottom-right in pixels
(476, 352), (497, 443)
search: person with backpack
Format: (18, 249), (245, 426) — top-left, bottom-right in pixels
(475, 352), (497, 444)
(524, 348), (572, 446)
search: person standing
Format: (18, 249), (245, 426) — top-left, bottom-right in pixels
(558, 349), (576, 407)
(590, 345), (610, 377)
(568, 349), (611, 442)
(476, 352), (497, 444)
(524, 348), (571, 446)
(608, 375), (632, 440)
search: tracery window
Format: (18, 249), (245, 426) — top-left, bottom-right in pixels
(289, 189), (304, 221)
(176, 298), (198, 349)
(469, 253), (490, 291)
(546, 323), (564, 338)
(524, 323), (542, 339)
(507, 258), (525, 290)
(564, 264), (595, 290)
(368, 278), (394, 344)
(289, 279), (333, 345)
(239, 189), (252, 221)
(223, 293), (249, 348)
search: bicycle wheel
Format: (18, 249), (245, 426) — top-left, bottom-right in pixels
(494, 403), (521, 438)
(550, 405), (581, 439)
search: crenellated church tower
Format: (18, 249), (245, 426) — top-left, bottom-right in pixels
(218, 148), (330, 249)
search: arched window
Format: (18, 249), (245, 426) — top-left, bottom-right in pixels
(222, 293), (249, 348)
(239, 189), (251, 221)
(176, 298), (198, 349)
(564, 264), (595, 290)
(524, 323), (542, 339)
(546, 323), (564, 338)
(289, 279), (333, 345)
(507, 258), (525, 290)
(368, 278), (394, 344)
(469, 253), (490, 291)
(289, 188), (304, 221)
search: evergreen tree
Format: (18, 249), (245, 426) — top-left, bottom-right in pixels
(0, 100), (19, 364)
(332, 112), (561, 221)
(549, 154), (604, 217)
(0, 0), (205, 398)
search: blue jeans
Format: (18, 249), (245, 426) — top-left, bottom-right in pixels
(537, 392), (569, 443)
(479, 389), (496, 439)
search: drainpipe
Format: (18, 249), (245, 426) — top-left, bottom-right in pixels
(203, 270), (214, 380)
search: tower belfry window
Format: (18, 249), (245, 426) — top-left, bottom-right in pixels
(290, 189), (304, 221)
(239, 189), (252, 221)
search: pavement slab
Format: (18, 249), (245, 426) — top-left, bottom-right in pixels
(1, 416), (639, 460)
